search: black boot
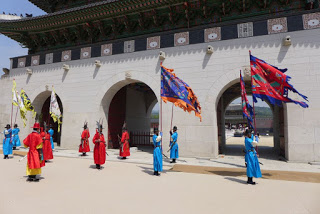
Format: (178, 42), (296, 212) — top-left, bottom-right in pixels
(247, 177), (256, 185)
(170, 159), (176, 163)
(82, 153), (86, 156)
(155, 171), (160, 176)
(96, 164), (101, 169)
(4, 155), (8, 159)
(154, 171), (156, 175)
(13, 147), (16, 150)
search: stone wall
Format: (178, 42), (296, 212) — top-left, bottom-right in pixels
(1, 28), (319, 162)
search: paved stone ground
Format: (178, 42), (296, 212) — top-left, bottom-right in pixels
(1, 141), (320, 173)
(0, 156), (320, 214)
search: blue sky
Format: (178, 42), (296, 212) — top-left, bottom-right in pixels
(0, 0), (45, 74)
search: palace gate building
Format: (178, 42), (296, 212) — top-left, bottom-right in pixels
(0, 0), (319, 162)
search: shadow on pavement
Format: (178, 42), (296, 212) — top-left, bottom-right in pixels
(89, 165), (105, 170)
(138, 166), (170, 176)
(224, 177), (247, 184)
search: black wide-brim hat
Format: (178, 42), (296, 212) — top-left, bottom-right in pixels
(5, 124), (10, 129)
(154, 127), (159, 132)
(173, 126), (178, 130)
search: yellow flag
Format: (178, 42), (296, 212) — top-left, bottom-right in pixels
(21, 89), (36, 118)
(16, 91), (28, 127)
(12, 80), (18, 107)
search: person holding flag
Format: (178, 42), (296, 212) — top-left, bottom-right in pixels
(79, 122), (90, 156)
(244, 129), (261, 185)
(12, 124), (21, 150)
(169, 126), (179, 163)
(23, 122), (45, 182)
(3, 124), (13, 159)
(153, 127), (163, 176)
(92, 121), (106, 169)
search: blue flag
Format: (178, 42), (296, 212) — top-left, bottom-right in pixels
(161, 65), (202, 121)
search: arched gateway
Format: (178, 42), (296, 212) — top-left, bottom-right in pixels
(97, 71), (160, 149)
(1, 0), (319, 162)
(31, 90), (63, 146)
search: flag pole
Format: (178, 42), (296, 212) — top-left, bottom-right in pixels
(170, 103), (174, 130)
(13, 107), (19, 126)
(10, 103), (13, 128)
(249, 50), (259, 155)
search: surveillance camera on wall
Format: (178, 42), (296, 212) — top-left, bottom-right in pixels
(26, 68), (33, 75)
(159, 51), (166, 60)
(63, 64), (70, 71)
(207, 45), (214, 54)
(283, 35), (291, 46)
(95, 60), (102, 67)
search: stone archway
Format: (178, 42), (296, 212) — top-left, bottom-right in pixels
(203, 67), (287, 159)
(31, 90), (64, 146)
(97, 71), (160, 149)
(216, 80), (286, 159)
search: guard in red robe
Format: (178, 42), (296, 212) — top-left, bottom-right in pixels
(23, 123), (45, 182)
(120, 127), (130, 159)
(93, 124), (106, 169)
(41, 126), (53, 161)
(79, 122), (90, 156)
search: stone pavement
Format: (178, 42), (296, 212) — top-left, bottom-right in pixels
(2, 144), (320, 173)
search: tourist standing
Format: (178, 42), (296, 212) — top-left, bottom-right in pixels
(244, 129), (262, 185)
(169, 126), (179, 163)
(23, 123), (45, 182)
(12, 124), (21, 150)
(119, 127), (130, 159)
(153, 128), (163, 176)
(3, 124), (12, 159)
(79, 123), (90, 156)
(93, 124), (106, 169)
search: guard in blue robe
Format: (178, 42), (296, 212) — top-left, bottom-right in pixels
(244, 129), (262, 185)
(12, 124), (21, 149)
(48, 126), (54, 150)
(3, 124), (13, 159)
(153, 128), (163, 176)
(169, 126), (179, 163)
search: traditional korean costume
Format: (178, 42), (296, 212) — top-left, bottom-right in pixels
(120, 130), (130, 158)
(48, 128), (54, 149)
(3, 128), (12, 158)
(93, 130), (106, 168)
(170, 132), (179, 159)
(153, 134), (163, 174)
(245, 134), (262, 179)
(79, 129), (90, 154)
(23, 125), (45, 181)
(12, 127), (21, 147)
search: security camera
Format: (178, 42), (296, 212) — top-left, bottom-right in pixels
(63, 64), (70, 71)
(283, 35), (291, 46)
(95, 60), (102, 67)
(159, 51), (166, 60)
(26, 68), (33, 75)
(207, 45), (214, 54)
